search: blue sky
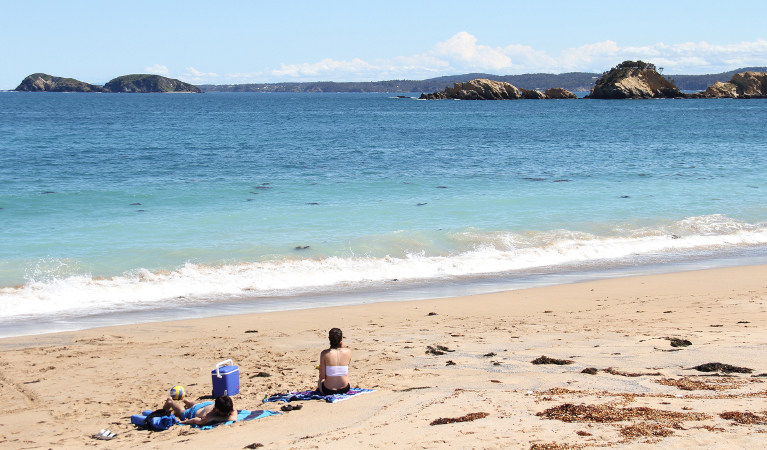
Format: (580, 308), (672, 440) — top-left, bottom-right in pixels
(2, 0), (766, 89)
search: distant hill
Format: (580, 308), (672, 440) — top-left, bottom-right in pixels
(15, 73), (104, 92)
(199, 68), (767, 94)
(104, 74), (202, 93)
(198, 72), (600, 93)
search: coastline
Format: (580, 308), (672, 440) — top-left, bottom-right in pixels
(4, 249), (767, 340)
(1, 264), (765, 448)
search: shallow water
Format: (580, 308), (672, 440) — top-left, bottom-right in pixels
(1, 93), (766, 334)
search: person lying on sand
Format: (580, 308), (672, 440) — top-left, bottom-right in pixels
(164, 394), (237, 426)
(318, 327), (352, 395)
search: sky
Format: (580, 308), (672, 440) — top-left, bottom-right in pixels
(2, 0), (767, 89)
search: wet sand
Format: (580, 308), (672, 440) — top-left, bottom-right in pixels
(1, 265), (766, 449)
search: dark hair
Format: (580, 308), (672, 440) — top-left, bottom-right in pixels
(329, 328), (343, 349)
(215, 395), (234, 414)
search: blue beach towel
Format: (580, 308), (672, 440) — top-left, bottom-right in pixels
(181, 409), (281, 430)
(263, 388), (376, 404)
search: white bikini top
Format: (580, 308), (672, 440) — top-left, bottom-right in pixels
(325, 365), (349, 377)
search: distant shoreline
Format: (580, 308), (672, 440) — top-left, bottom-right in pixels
(197, 67), (767, 93)
(7, 66), (765, 94)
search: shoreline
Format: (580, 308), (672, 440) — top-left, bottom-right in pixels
(1, 264), (766, 448)
(4, 249), (767, 340)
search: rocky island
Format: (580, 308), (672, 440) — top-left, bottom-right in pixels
(585, 61), (683, 99)
(699, 71), (767, 98)
(14, 73), (202, 93)
(420, 79), (521, 100)
(103, 74), (202, 93)
(15, 73), (105, 92)
(419, 78), (577, 100)
(418, 62), (765, 100)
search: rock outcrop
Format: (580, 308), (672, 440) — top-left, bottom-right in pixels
(103, 74), (202, 93)
(520, 89), (547, 99)
(419, 78), (577, 100)
(586, 61), (683, 99)
(544, 88), (578, 99)
(15, 73), (105, 92)
(700, 72), (767, 98)
(420, 79), (522, 100)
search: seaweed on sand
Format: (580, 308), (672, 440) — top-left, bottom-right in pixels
(619, 422), (675, 438)
(530, 443), (583, 450)
(723, 411), (767, 424)
(691, 363), (752, 374)
(656, 376), (746, 391)
(668, 338), (692, 347)
(429, 412), (489, 425)
(426, 345), (454, 356)
(395, 386), (431, 392)
(536, 403), (709, 423)
(719, 411), (767, 425)
(532, 356), (574, 365)
(604, 367), (662, 377)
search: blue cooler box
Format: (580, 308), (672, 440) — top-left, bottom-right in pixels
(211, 359), (240, 397)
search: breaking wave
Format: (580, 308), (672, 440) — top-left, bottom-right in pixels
(2, 214), (766, 319)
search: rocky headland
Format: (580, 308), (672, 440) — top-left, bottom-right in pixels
(15, 73), (105, 92)
(14, 73), (202, 93)
(103, 74), (202, 93)
(698, 71), (767, 98)
(419, 78), (577, 100)
(586, 61), (683, 99)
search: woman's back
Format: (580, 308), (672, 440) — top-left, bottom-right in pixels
(322, 347), (351, 368)
(319, 328), (352, 393)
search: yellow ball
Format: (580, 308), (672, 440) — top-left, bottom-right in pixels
(169, 385), (185, 400)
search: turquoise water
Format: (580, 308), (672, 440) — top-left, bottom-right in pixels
(1, 93), (766, 333)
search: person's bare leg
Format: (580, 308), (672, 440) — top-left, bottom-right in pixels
(164, 397), (186, 417)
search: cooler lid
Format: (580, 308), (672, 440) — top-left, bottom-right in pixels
(211, 365), (239, 375)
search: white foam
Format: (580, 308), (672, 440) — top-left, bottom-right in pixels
(2, 214), (766, 319)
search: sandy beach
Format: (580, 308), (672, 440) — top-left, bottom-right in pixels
(1, 264), (766, 449)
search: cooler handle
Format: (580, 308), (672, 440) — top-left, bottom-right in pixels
(215, 359), (233, 378)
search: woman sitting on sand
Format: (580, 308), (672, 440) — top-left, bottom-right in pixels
(318, 327), (352, 395)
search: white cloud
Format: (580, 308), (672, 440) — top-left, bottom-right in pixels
(161, 34), (767, 85)
(271, 58), (378, 78)
(500, 44), (559, 71)
(223, 71), (263, 80)
(145, 64), (170, 76)
(558, 39), (767, 73)
(429, 31), (512, 71)
(185, 67), (219, 77)
(179, 67), (221, 83)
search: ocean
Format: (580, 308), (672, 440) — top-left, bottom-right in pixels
(1, 92), (766, 337)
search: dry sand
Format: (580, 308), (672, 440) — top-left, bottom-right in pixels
(1, 265), (766, 449)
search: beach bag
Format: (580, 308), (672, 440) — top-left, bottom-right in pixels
(142, 409), (176, 431)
